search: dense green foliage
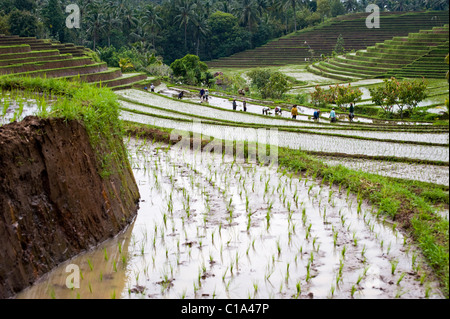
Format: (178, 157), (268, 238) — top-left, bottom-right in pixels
(370, 77), (428, 119)
(170, 54), (212, 85)
(310, 83), (363, 109)
(1, 0), (448, 66)
(247, 68), (292, 99)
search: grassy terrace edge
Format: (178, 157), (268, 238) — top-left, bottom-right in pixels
(0, 75), (129, 179)
(123, 121), (449, 297)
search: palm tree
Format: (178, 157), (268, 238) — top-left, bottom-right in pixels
(193, 11), (210, 56)
(342, 0), (358, 12)
(236, 0), (260, 34)
(85, 12), (104, 51)
(104, 6), (121, 47)
(119, 4), (139, 38)
(175, 0), (198, 51)
(284, 0), (300, 32)
(143, 3), (163, 49)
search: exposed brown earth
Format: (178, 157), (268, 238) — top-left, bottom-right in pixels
(0, 116), (140, 298)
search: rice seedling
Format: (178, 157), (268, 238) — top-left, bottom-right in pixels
(351, 285), (357, 298)
(295, 281), (301, 299)
(396, 272), (406, 285)
(87, 258), (94, 271)
(390, 259), (399, 275)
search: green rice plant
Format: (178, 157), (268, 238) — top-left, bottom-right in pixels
(341, 245), (347, 259)
(396, 272), (406, 285)
(295, 281), (301, 299)
(306, 260), (312, 282)
(329, 284), (335, 298)
(306, 223), (312, 240)
(390, 259), (399, 275)
(351, 285), (357, 298)
(285, 263), (290, 283)
(87, 258), (94, 271)
(352, 231), (358, 246)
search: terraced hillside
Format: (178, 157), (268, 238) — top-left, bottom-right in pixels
(0, 35), (147, 90)
(309, 24), (449, 81)
(207, 11), (449, 69)
(386, 41), (449, 79)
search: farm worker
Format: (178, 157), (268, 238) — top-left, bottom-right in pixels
(205, 89), (209, 101)
(275, 106), (282, 116)
(291, 105), (298, 119)
(200, 88), (205, 100)
(330, 108), (337, 123)
(349, 103), (355, 122)
(262, 107), (270, 115)
(150, 83), (155, 92)
(233, 99), (237, 111)
(243, 100), (247, 112)
(313, 110), (319, 121)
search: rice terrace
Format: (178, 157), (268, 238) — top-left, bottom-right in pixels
(0, 0), (448, 304)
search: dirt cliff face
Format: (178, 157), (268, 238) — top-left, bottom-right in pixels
(0, 116), (140, 299)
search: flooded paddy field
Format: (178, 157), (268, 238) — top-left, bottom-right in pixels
(317, 156), (449, 186)
(0, 91), (54, 125)
(120, 110), (449, 163)
(15, 138), (444, 299)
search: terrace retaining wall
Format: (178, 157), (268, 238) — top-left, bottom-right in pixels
(0, 116), (140, 299)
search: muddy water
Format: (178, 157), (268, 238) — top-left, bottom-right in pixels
(16, 138), (444, 299)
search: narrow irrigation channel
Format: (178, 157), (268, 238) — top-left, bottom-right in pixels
(15, 138), (444, 299)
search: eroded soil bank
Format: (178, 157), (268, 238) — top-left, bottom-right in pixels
(0, 116), (140, 299)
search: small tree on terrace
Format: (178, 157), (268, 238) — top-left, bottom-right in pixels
(335, 84), (362, 110)
(248, 68), (291, 99)
(369, 77), (428, 119)
(170, 54), (211, 85)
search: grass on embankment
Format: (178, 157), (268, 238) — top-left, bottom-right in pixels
(123, 120), (449, 297)
(0, 75), (129, 179)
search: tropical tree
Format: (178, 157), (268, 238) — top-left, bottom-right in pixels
(103, 7), (121, 47)
(143, 3), (163, 49)
(236, 0), (260, 34)
(42, 0), (65, 41)
(175, 0), (197, 51)
(193, 12), (210, 56)
(170, 54), (210, 85)
(342, 0), (358, 12)
(84, 2), (105, 51)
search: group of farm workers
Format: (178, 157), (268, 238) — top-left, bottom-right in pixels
(329, 103), (355, 123)
(234, 100), (356, 123)
(144, 84), (355, 123)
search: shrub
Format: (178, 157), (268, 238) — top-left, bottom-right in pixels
(310, 83), (362, 109)
(247, 68), (291, 99)
(369, 77), (428, 119)
(170, 54), (211, 86)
